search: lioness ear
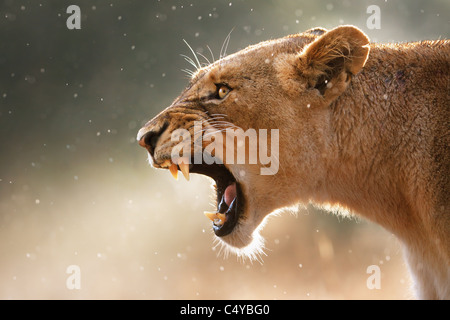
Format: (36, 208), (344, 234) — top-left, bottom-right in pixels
(298, 25), (370, 99)
(304, 27), (327, 37)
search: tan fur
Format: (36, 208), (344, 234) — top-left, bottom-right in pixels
(138, 26), (450, 299)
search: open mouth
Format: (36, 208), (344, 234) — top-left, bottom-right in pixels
(157, 158), (244, 237)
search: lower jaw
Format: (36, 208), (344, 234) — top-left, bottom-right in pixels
(211, 181), (244, 237)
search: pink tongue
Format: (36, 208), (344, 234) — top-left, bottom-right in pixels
(224, 183), (236, 207)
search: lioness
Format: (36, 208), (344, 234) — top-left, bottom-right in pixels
(137, 26), (449, 299)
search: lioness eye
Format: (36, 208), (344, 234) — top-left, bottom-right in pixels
(217, 85), (230, 99)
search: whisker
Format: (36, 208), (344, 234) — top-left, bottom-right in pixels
(208, 120), (240, 128)
(183, 39), (201, 70)
(209, 113), (229, 119)
(196, 51), (211, 66)
(180, 54), (199, 70)
(181, 68), (195, 77)
(220, 28), (234, 59)
(206, 45), (215, 64)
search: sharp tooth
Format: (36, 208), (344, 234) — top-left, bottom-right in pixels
(204, 211), (218, 222)
(161, 159), (172, 168)
(178, 158), (190, 181)
(204, 212), (226, 225)
(217, 213), (226, 223)
(169, 163), (178, 180)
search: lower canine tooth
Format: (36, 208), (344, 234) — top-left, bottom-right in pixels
(204, 212), (226, 226)
(216, 213), (226, 223)
(204, 211), (217, 222)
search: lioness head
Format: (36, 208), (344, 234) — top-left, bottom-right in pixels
(137, 26), (370, 257)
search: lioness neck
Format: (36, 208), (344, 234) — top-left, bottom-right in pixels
(316, 41), (449, 299)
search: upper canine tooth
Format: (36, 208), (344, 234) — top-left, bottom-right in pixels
(169, 163), (178, 180)
(178, 158), (190, 181)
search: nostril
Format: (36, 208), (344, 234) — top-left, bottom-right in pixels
(138, 131), (159, 154)
(145, 132), (160, 151)
(137, 122), (169, 154)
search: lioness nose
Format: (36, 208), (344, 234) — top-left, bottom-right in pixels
(137, 123), (167, 155)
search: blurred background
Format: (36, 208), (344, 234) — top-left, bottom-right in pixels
(0, 0), (448, 299)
